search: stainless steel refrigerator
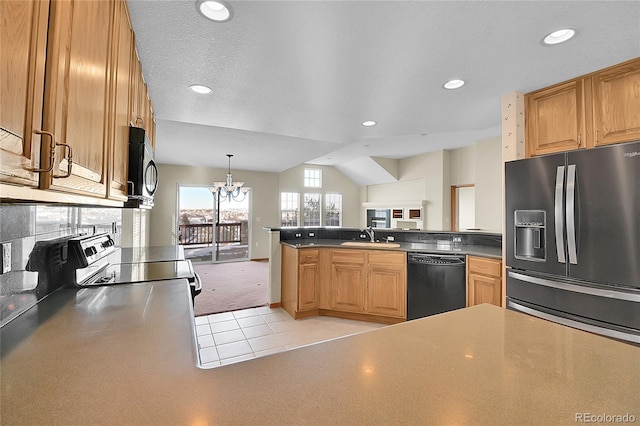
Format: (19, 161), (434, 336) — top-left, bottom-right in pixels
(505, 140), (640, 344)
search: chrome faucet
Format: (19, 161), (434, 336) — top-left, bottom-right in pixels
(363, 227), (375, 242)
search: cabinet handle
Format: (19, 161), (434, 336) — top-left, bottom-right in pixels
(577, 133), (581, 146)
(53, 142), (73, 179)
(135, 117), (144, 127)
(33, 130), (56, 173)
(595, 130), (599, 143)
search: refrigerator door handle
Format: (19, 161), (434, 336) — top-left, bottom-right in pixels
(508, 270), (640, 302)
(507, 300), (640, 344)
(566, 164), (578, 264)
(554, 166), (566, 263)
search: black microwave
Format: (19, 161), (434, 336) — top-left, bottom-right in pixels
(125, 126), (158, 209)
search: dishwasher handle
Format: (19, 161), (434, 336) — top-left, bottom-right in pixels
(407, 254), (465, 265)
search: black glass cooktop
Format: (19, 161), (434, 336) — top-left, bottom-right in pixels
(83, 261), (194, 286)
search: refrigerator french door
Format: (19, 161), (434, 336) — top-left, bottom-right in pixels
(505, 140), (640, 344)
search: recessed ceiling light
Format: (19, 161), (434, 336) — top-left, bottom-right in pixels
(443, 79), (465, 90)
(543, 28), (576, 45)
(196, 0), (233, 22)
(362, 120), (376, 127)
(190, 84), (213, 94)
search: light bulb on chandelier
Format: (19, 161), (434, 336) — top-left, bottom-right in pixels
(210, 154), (249, 202)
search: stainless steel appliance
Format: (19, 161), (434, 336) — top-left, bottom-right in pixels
(366, 209), (391, 228)
(126, 126), (158, 209)
(29, 233), (201, 304)
(406, 253), (466, 320)
(505, 140), (640, 344)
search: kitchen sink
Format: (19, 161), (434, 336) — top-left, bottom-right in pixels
(340, 241), (401, 248)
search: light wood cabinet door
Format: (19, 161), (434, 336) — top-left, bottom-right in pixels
(526, 79), (586, 157)
(331, 250), (366, 313)
(108, 0), (134, 201)
(0, 0), (49, 187)
(331, 263), (366, 312)
(42, 0), (114, 197)
(298, 249), (320, 311)
(467, 256), (502, 307)
(367, 263), (406, 318)
(298, 263), (320, 311)
(591, 59), (640, 147)
(468, 274), (501, 307)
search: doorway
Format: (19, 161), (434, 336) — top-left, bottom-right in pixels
(450, 184), (476, 231)
(177, 185), (250, 263)
(212, 189), (250, 262)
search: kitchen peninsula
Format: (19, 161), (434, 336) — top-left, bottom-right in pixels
(271, 227), (502, 322)
(1, 279), (638, 425)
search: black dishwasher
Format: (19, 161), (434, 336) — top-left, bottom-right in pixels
(407, 253), (466, 320)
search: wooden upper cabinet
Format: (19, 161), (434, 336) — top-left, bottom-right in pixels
(109, 0), (134, 201)
(526, 79), (586, 157)
(42, 0), (114, 197)
(591, 59), (640, 147)
(0, 0), (49, 188)
(526, 57), (640, 157)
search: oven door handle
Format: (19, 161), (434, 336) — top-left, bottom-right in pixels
(507, 300), (640, 344)
(508, 270), (640, 302)
(193, 271), (203, 293)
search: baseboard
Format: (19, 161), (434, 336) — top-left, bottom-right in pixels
(269, 302), (281, 309)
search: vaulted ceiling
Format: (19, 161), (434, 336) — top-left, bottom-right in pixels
(127, 0), (640, 184)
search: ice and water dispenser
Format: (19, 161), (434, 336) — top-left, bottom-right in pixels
(514, 210), (546, 261)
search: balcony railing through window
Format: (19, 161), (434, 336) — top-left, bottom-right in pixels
(179, 222), (244, 245)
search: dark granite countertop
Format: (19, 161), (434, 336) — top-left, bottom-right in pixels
(281, 239), (502, 259)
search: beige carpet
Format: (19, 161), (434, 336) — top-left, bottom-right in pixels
(193, 260), (269, 317)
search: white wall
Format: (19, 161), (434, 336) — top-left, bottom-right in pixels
(362, 137), (503, 232)
(279, 164), (361, 228)
(474, 136), (502, 232)
(365, 150), (451, 230)
(150, 164), (279, 259)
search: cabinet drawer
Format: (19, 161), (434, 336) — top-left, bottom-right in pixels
(331, 249), (366, 264)
(468, 256), (502, 277)
(299, 249), (319, 264)
(368, 251), (406, 265)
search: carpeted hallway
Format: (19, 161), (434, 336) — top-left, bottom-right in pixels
(193, 260), (269, 317)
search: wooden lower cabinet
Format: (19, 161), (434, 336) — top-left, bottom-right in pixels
(367, 263), (406, 318)
(366, 251), (406, 318)
(466, 256), (502, 307)
(298, 260), (320, 312)
(330, 249), (366, 313)
(281, 246), (406, 322)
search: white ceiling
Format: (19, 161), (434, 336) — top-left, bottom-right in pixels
(127, 0), (640, 184)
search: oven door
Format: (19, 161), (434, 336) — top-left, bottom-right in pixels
(506, 269), (640, 344)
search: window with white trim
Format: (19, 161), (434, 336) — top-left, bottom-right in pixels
(304, 168), (322, 188)
(324, 193), (342, 227)
(303, 193), (321, 226)
(280, 192), (299, 227)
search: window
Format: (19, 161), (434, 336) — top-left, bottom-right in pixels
(303, 193), (321, 226)
(280, 192), (299, 227)
(304, 168), (322, 188)
(325, 193), (342, 226)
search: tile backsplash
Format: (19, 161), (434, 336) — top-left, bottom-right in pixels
(0, 205), (122, 327)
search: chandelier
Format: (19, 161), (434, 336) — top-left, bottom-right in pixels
(210, 154), (249, 202)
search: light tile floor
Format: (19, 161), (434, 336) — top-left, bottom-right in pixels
(194, 306), (388, 368)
